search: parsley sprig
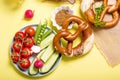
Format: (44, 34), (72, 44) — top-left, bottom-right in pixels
(94, 5), (106, 27)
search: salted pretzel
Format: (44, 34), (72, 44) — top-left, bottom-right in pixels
(81, 0), (120, 28)
(53, 16), (94, 57)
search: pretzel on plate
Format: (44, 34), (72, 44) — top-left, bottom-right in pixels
(81, 0), (120, 28)
(53, 16), (94, 57)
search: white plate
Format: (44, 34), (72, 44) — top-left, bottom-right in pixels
(10, 24), (62, 77)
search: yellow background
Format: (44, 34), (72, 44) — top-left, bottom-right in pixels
(0, 0), (120, 80)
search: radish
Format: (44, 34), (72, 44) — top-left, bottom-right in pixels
(31, 45), (41, 54)
(34, 59), (44, 68)
(24, 9), (34, 19)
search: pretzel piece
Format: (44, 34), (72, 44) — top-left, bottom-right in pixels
(53, 16), (94, 57)
(85, 0), (119, 28)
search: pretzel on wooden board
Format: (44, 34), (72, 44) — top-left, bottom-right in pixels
(53, 16), (94, 57)
(80, 0), (120, 28)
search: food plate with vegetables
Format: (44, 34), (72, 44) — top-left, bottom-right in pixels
(10, 23), (62, 77)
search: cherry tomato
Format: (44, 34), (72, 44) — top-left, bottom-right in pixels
(23, 37), (34, 48)
(12, 41), (22, 52)
(25, 27), (35, 37)
(11, 52), (19, 63)
(14, 32), (25, 42)
(24, 9), (34, 19)
(19, 58), (30, 70)
(20, 47), (32, 58)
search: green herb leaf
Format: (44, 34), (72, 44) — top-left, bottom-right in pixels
(95, 5), (105, 15)
(94, 14), (100, 21)
(95, 21), (106, 28)
(94, 5), (106, 27)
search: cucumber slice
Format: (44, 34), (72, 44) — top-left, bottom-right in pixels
(28, 49), (46, 75)
(40, 33), (55, 50)
(39, 51), (60, 73)
(41, 29), (52, 40)
(40, 43), (55, 63)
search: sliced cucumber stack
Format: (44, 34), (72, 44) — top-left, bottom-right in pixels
(28, 49), (46, 75)
(40, 43), (55, 63)
(40, 33), (55, 50)
(39, 51), (60, 73)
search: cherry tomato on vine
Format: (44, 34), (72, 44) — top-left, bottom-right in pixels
(20, 47), (32, 58)
(25, 27), (35, 37)
(12, 41), (22, 52)
(11, 52), (19, 63)
(19, 58), (30, 70)
(23, 37), (34, 48)
(14, 32), (25, 42)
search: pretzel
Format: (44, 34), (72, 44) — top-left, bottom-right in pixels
(118, 0), (120, 13)
(53, 16), (94, 57)
(84, 0), (119, 28)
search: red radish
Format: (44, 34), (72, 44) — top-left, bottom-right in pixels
(31, 45), (41, 54)
(24, 9), (34, 19)
(34, 59), (44, 69)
